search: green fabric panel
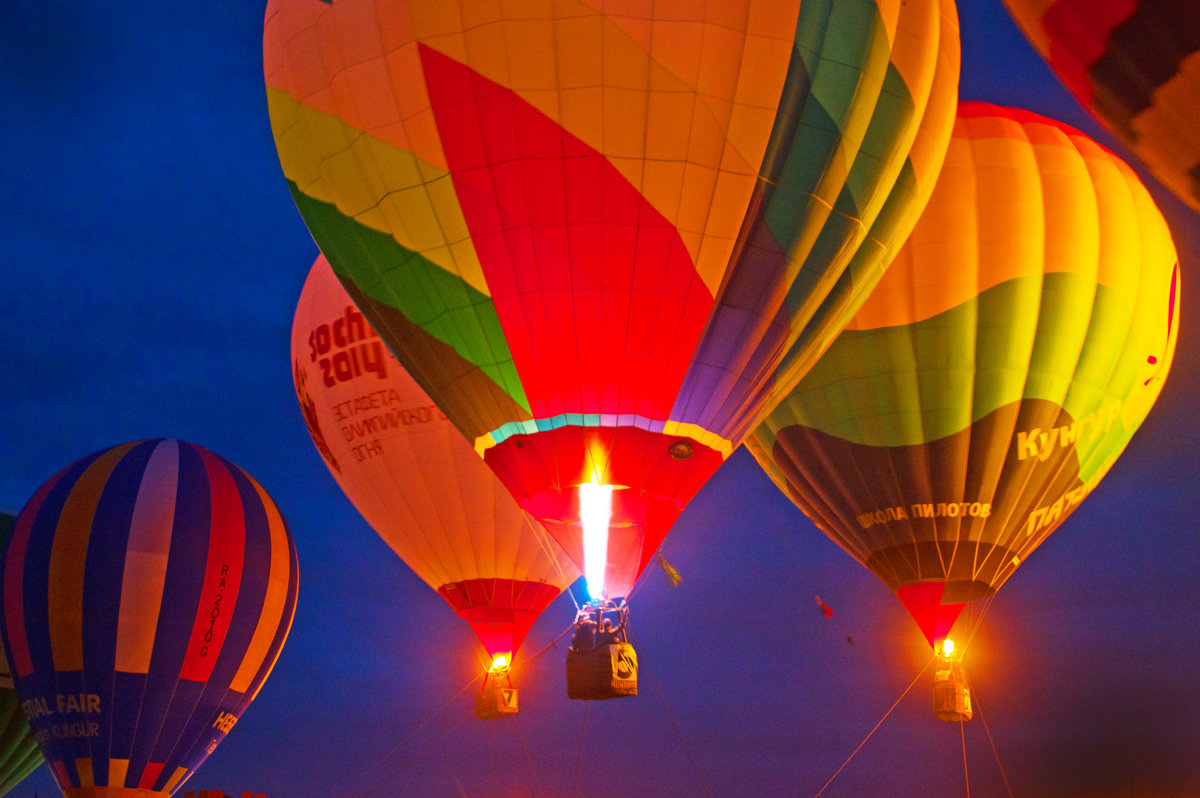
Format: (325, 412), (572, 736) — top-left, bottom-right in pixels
(288, 184), (529, 412)
(773, 155), (920, 385)
(775, 273), (1143, 453)
(808, 0), (886, 138)
(835, 61), (916, 219)
(0, 688), (37, 795)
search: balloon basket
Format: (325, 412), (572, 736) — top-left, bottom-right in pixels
(566, 600), (637, 700)
(932, 657), (972, 722)
(475, 683), (519, 719)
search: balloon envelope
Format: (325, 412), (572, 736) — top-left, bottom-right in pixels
(265, 0), (960, 597)
(1, 440), (299, 796)
(0, 513), (41, 797)
(749, 103), (1180, 645)
(292, 255), (578, 659)
(1001, 0), (1200, 212)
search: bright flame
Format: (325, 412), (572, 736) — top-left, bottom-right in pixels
(941, 638), (955, 657)
(580, 479), (614, 600)
(490, 653), (511, 672)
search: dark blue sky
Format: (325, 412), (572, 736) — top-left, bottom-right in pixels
(3, 2), (1200, 796)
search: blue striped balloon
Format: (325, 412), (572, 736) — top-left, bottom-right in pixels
(1, 440), (299, 796)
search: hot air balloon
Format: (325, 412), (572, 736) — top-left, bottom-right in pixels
(292, 254), (578, 717)
(1000, 0), (1200, 213)
(747, 102), (1180, 718)
(1, 440), (299, 795)
(0, 513), (42, 796)
(265, 0), (960, 697)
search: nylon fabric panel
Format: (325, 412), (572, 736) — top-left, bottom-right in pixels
(179, 448), (245, 684)
(4, 468), (71, 680)
(115, 441), (178, 675)
(230, 477), (296, 694)
(49, 443), (139, 673)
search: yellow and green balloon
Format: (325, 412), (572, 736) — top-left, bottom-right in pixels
(748, 103), (1180, 646)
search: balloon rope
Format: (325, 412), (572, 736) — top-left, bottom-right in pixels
(571, 702), (590, 798)
(628, 627), (716, 798)
(527, 514), (582, 611)
(960, 716), (970, 798)
(348, 672), (481, 798)
(962, 592), (1000, 656)
(813, 655), (936, 797)
(973, 687), (1015, 798)
(513, 713), (544, 796)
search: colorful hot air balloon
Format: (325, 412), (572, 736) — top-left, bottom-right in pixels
(265, 0), (961, 611)
(292, 254), (578, 715)
(0, 513), (42, 796)
(1000, 0), (1200, 213)
(1, 440), (299, 796)
(748, 102), (1180, 652)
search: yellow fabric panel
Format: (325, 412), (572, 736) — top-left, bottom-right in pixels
(881, 0), (938, 109)
(76, 758), (94, 787)
(115, 441), (179, 674)
(49, 442), (137, 672)
(1084, 148), (1143, 296)
(231, 477), (294, 696)
(849, 113), (1073, 331)
(659, 421), (733, 459)
(107, 759), (129, 788)
(856, 0), (960, 287)
(267, 89), (488, 296)
(163, 766), (188, 793)
(1029, 134), (1101, 281)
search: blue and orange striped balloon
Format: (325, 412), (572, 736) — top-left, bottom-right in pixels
(0, 440), (299, 796)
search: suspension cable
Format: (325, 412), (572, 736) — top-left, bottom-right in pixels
(973, 687), (1014, 797)
(350, 672), (482, 797)
(513, 712), (543, 797)
(960, 716), (970, 798)
(571, 701), (590, 798)
(813, 655), (936, 797)
(628, 627), (715, 798)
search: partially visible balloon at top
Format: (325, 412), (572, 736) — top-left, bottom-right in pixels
(264, 0), (961, 599)
(1001, 0), (1200, 213)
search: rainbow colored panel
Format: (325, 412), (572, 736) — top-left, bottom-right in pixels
(265, 0), (960, 594)
(0, 441), (299, 795)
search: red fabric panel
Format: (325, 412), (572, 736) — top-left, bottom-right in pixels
(484, 427), (723, 597)
(1042, 0), (1139, 102)
(896, 583), (966, 648)
(180, 449), (246, 683)
(418, 43), (713, 422)
(138, 761), (164, 790)
(437, 578), (562, 657)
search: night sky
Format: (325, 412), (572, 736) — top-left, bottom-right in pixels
(4, 2), (1200, 797)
